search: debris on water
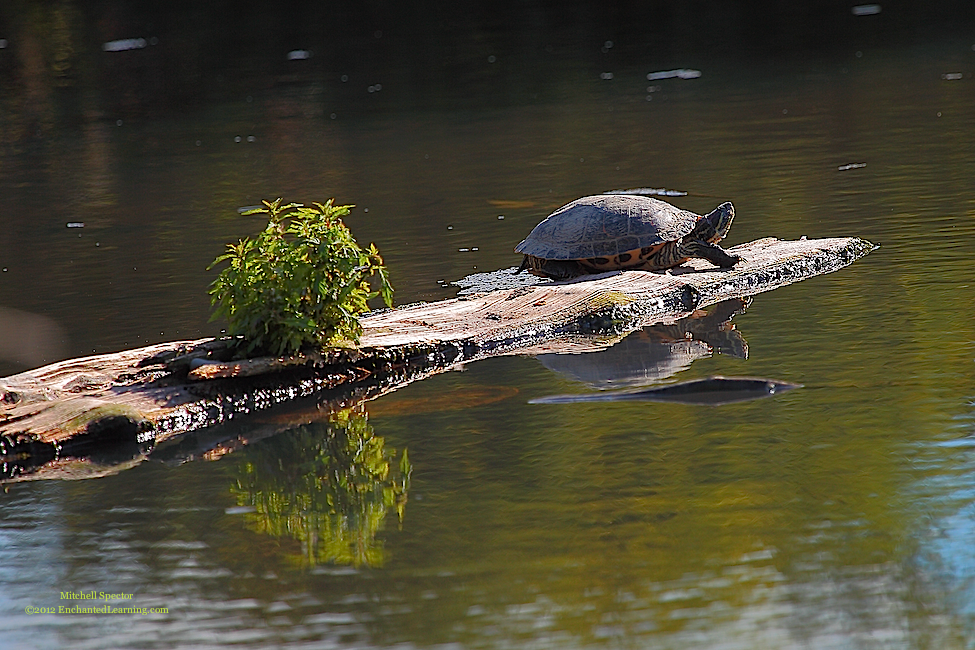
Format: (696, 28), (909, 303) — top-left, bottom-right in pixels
(837, 163), (867, 171)
(453, 267), (550, 295)
(604, 187), (688, 197)
(851, 4), (882, 16)
(287, 49), (311, 60)
(530, 376), (801, 406)
(237, 205), (263, 214)
(66, 222), (84, 228)
(102, 38), (147, 52)
(647, 69), (701, 81)
(942, 73), (963, 80)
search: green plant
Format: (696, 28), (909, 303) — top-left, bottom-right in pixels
(208, 198), (393, 356)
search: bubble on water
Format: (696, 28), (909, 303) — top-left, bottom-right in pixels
(488, 55), (496, 63)
(116, 119), (123, 126)
(287, 49), (311, 60)
(330, 113), (337, 119)
(234, 136), (241, 142)
(942, 72), (963, 80)
(340, 74), (349, 82)
(600, 72), (614, 80)
(246, 135), (256, 142)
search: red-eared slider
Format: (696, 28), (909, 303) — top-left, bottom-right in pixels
(515, 194), (741, 279)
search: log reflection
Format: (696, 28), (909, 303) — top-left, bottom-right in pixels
(537, 298), (750, 389)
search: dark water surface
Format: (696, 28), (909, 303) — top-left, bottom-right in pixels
(2, 7), (975, 649)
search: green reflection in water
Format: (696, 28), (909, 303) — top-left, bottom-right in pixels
(229, 407), (411, 568)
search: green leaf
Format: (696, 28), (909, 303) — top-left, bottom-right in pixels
(207, 196), (394, 357)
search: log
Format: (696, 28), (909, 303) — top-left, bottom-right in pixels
(0, 236), (875, 480)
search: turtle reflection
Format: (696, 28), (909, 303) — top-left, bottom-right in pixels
(229, 407), (410, 568)
(537, 298), (750, 389)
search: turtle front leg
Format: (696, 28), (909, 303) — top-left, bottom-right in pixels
(679, 238), (741, 268)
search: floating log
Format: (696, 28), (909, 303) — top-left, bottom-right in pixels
(0, 236), (875, 480)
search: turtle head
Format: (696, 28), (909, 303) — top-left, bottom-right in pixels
(701, 202), (735, 243)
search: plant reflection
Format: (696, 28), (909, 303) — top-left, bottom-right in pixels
(229, 406), (410, 568)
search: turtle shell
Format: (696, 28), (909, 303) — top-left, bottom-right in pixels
(514, 195), (700, 261)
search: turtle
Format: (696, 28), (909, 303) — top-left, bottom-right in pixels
(515, 194), (741, 279)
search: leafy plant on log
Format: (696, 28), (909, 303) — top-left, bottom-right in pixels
(208, 198), (393, 356)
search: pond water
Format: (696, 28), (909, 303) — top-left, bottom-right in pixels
(2, 5), (975, 649)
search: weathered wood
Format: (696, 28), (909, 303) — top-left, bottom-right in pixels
(0, 236), (875, 479)
(358, 237), (875, 354)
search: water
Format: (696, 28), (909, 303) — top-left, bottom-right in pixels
(2, 5), (975, 648)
